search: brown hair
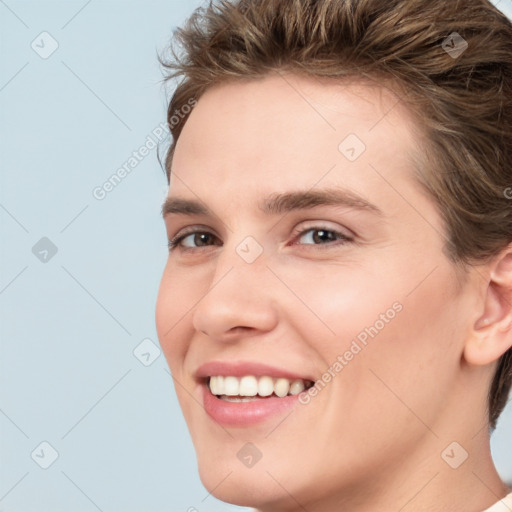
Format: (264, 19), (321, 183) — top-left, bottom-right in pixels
(159, 0), (512, 429)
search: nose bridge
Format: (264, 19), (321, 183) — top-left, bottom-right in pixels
(210, 232), (269, 295)
(191, 235), (277, 339)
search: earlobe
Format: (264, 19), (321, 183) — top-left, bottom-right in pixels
(463, 248), (512, 367)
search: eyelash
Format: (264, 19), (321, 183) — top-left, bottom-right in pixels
(167, 225), (353, 253)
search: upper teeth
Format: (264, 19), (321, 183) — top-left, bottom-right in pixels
(208, 375), (310, 397)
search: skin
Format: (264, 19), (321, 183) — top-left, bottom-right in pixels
(155, 72), (512, 512)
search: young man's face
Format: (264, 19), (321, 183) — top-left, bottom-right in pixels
(156, 74), (483, 509)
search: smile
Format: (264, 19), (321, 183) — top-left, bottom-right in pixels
(196, 362), (317, 426)
(208, 375), (314, 400)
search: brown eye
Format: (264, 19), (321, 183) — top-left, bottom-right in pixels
(295, 227), (352, 247)
(168, 231), (220, 252)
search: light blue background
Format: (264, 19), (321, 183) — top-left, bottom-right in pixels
(1, 1), (511, 511)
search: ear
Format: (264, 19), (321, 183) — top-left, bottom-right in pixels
(464, 246), (512, 366)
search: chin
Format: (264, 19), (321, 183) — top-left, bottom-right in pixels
(197, 461), (276, 508)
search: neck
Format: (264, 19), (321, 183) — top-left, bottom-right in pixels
(258, 427), (508, 512)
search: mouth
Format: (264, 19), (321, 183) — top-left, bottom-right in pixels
(207, 375), (315, 402)
(196, 361), (317, 427)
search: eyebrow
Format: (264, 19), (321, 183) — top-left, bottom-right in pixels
(161, 188), (383, 219)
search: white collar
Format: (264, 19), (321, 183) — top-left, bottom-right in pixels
(481, 492), (512, 512)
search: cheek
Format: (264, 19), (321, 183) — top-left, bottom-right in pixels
(155, 263), (199, 368)
(280, 255), (463, 419)
(274, 256), (404, 350)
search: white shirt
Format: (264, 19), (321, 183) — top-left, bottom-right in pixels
(482, 492), (512, 512)
(248, 492), (512, 511)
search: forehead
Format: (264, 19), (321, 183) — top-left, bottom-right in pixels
(170, 73), (424, 207)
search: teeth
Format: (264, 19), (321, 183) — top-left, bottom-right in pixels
(208, 375), (311, 398)
(274, 378), (290, 397)
(289, 379), (305, 395)
(220, 396), (258, 402)
(209, 376), (223, 395)
(223, 376), (239, 396)
(239, 376), (259, 396)
(258, 376), (274, 397)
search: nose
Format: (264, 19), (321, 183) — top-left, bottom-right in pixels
(192, 245), (279, 342)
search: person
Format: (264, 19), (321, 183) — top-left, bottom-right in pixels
(155, 0), (512, 510)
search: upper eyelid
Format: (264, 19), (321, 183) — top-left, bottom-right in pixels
(170, 224), (219, 240)
(171, 221), (351, 239)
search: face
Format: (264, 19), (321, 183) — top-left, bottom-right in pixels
(155, 74), (478, 510)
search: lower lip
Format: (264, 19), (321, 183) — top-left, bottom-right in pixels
(201, 383), (302, 427)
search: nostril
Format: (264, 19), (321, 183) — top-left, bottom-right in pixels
(229, 326), (251, 332)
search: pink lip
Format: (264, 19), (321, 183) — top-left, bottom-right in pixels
(195, 360), (314, 381)
(195, 361), (314, 427)
(201, 383), (303, 427)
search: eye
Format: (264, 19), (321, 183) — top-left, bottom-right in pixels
(168, 230), (220, 252)
(167, 225), (353, 253)
(292, 226), (353, 247)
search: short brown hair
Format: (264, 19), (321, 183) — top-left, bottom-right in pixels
(159, 0), (512, 429)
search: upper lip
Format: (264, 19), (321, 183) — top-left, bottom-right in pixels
(195, 361), (316, 382)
